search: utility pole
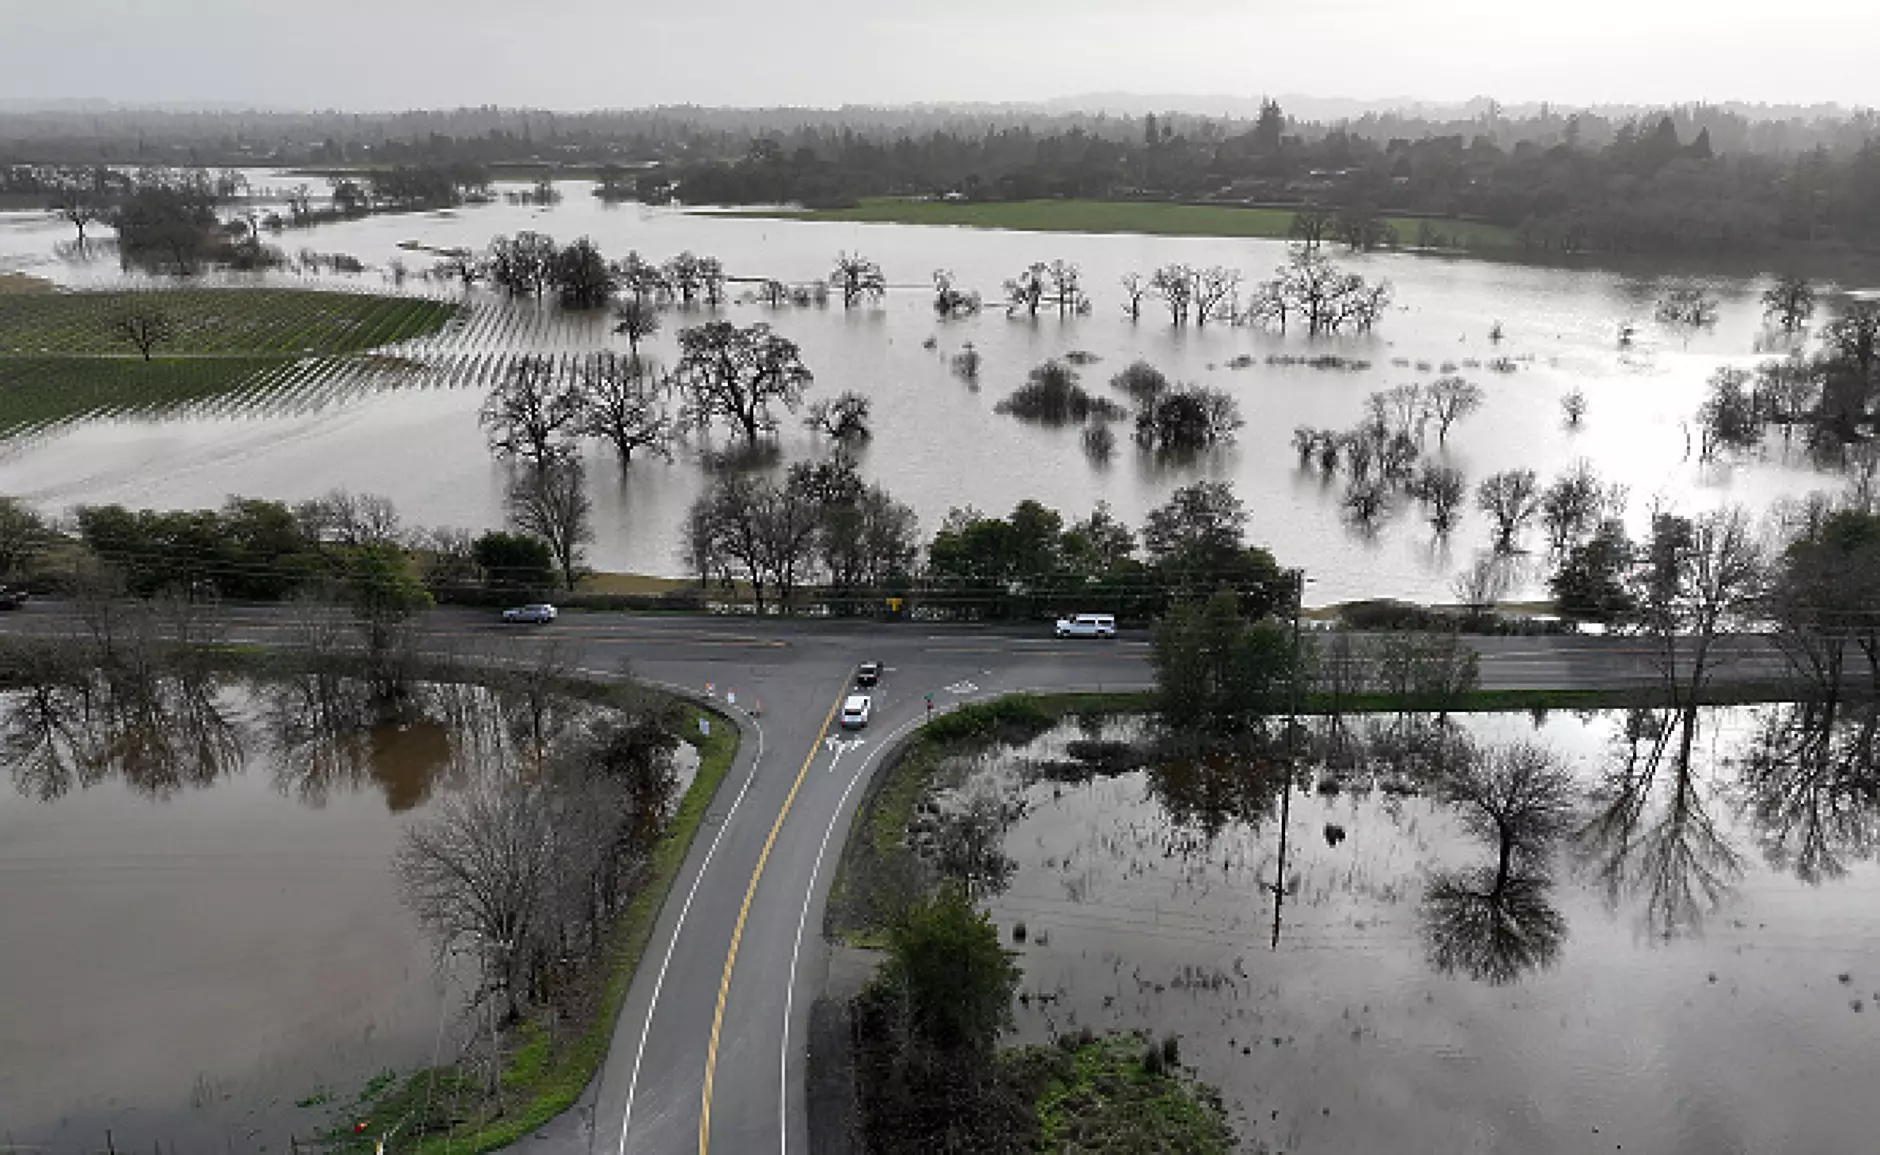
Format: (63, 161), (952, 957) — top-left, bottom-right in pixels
(1271, 568), (1306, 951)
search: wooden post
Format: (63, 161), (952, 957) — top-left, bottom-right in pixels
(105, 1130), (116, 1155)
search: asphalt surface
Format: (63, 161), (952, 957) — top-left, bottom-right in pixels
(0, 603), (1805, 1154)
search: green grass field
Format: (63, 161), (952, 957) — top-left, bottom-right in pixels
(0, 288), (454, 356)
(0, 288), (456, 434)
(714, 197), (1518, 250)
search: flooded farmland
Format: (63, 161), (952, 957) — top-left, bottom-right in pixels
(1, 175), (1870, 603)
(923, 707), (1880, 1154)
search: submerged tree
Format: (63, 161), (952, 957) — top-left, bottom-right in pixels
(480, 356), (580, 466)
(1762, 274), (1816, 334)
(1475, 469), (1541, 552)
(672, 321), (813, 446)
(506, 456), (593, 591)
(831, 251), (887, 308)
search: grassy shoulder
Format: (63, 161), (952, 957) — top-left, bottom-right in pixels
(0, 288), (455, 356)
(711, 196), (1517, 250)
(1016, 1032), (1235, 1154)
(326, 701), (740, 1154)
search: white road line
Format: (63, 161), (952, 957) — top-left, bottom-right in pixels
(617, 715), (768, 1155)
(778, 710), (931, 1155)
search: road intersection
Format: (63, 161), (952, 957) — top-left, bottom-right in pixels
(0, 603), (1803, 1153)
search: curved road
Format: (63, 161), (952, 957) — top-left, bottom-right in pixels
(0, 604), (1801, 1154)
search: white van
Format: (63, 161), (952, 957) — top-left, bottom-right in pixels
(1054, 613), (1117, 639)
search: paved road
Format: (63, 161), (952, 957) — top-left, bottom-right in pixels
(0, 604), (1803, 1154)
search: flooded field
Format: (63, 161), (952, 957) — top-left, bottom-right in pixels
(1, 174), (1868, 602)
(0, 665), (686, 1154)
(925, 707), (1880, 1154)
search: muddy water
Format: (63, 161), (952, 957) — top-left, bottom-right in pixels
(0, 675), (674, 1154)
(935, 711), (1880, 1154)
(1, 178), (1867, 603)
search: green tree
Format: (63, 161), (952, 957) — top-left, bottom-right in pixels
(881, 884), (1019, 1054)
(1152, 590), (1296, 735)
(1549, 519), (1636, 625)
(472, 531), (556, 599)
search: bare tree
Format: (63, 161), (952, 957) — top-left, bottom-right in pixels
(1476, 469), (1541, 552)
(830, 251), (887, 308)
(1540, 460), (1610, 554)
(1761, 275), (1815, 334)
(1415, 463), (1467, 533)
(673, 321), (813, 447)
(1561, 387), (1588, 428)
(1288, 203), (1334, 249)
(1655, 284), (1719, 328)
(571, 353), (673, 463)
(398, 780), (560, 1025)
(507, 456), (593, 591)
(51, 185), (104, 246)
(480, 356), (580, 466)
(1119, 272), (1148, 321)
(1003, 262), (1048, 318)
(613, 297), (662, 355)
(804, 391), (873, 441)
(1191, 266), (1241, 326)
(1452, 552), (1511, 622)
(111, 307), (176, 361)
(1426, 376), (1484, 444)
(1044, 260), (1088, 315)
(1150, 264), (1193, 325)
(0, 497), (48, 581)
(931, 269), (980, 317)
(485, 231), (558, 297)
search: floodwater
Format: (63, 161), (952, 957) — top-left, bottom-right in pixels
(928, 708), (1880, 1154)
(0, 175), (1870, 602)
(0, 669), (679, 1154)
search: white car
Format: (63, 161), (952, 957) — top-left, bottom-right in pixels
(502, 603), (558, 624)
(839, 694), (873, 729)
(1054, 613), (1116, 639)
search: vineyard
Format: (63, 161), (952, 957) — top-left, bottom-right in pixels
(0, 287), (485, 434)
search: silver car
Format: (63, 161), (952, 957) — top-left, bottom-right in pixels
(502, 603), (558, 624)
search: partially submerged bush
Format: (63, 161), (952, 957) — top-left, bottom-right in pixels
(996, 360), (1126, 424)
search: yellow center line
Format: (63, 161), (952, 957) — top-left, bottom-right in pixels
(698, 683), (847, 1155)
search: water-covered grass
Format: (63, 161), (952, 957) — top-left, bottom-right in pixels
(717, 197), (1519, 250)
(0, 288), (455, 356)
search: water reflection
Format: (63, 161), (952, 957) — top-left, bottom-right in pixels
(4, 663), (242, 801)
(1579, 707), (1744, 939)
(1421, 868), (1567, 985)
(1738, 701), (1880, 884)
(3, 657), (522, 812)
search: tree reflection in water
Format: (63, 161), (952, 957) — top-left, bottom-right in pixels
(1738, 701), (1880, 884)
(1422, 869), (1567, 985)
(3, 645), (242, 801)
(1579, 707), (1743, 939)
(1421, 739), (1573, 983)
(262, 675), (508, 812)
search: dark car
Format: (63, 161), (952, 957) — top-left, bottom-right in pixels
(0, 586), (28, 610)
(856, 661), (882, 686)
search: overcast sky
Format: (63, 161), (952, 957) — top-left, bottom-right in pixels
(1, 0), (1872, 111)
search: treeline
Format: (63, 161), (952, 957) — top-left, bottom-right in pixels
(685, 476), (1294, 621)
(14, 102), (1880, 255)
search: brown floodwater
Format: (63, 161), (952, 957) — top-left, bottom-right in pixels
(929, 708), (1880, 1154)
(0, 674), (641, 1153)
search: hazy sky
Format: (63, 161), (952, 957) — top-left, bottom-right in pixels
(1, 0), (1873, 111)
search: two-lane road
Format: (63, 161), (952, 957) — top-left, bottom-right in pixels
(0, 604), (1802, 1153)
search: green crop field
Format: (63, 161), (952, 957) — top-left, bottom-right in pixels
(0, 288), (455, 356)
(715, 197), (1518, 250)
(0, 288), (457, 434)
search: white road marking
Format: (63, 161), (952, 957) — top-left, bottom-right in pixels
(617, 715), (768, 1155)
(822, 736), (866, 772)
(779, 709), (933, 1155)
(945, 680), (977, 694)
